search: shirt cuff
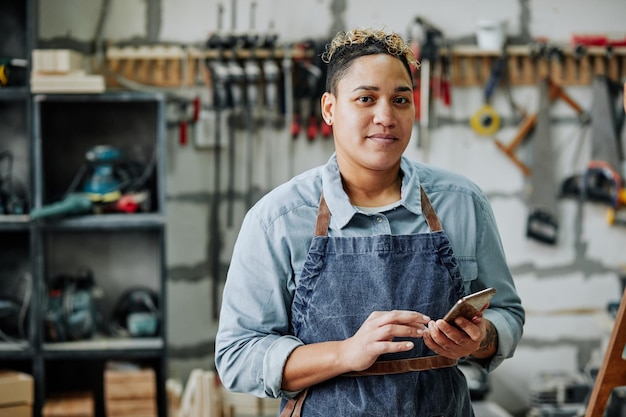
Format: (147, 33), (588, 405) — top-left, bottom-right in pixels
(481, 308), (518, 372)
(263, 335), (304, 398)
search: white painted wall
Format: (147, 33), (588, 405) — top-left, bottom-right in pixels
(40, 1), (626, 414)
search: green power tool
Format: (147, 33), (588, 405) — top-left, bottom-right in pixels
(30, 146), (124, 219)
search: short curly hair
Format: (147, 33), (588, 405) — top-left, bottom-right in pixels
(322, 27), (419, 94)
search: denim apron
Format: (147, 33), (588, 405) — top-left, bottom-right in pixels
(280, 187), (473, 417)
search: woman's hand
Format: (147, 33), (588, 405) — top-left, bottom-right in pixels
(282, 309), (430, 391)
(422, 314), (497, 360)
(340, 310), (430, 372)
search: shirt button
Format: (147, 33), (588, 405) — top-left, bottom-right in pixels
(376, 216), (383, 223)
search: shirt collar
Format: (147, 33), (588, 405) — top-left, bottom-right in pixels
(322, 154), (423, 229)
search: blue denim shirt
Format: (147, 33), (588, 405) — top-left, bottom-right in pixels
(215, 154), (525, 399)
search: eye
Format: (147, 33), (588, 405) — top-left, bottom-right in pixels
(394, 96), (411, 105)
(358, 96), (374, 103)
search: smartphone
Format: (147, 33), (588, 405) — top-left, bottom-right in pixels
(443, 287), (496, 324)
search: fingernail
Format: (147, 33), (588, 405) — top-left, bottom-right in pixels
(416, 329), (424, 336)
(406, 342), (414, 348)
(422, 315), (430, 321)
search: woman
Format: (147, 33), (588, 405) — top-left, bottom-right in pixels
(215, 27), (524, 416)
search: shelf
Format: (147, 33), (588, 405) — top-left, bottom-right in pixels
(34, 91), (165, 103)
(0, 341), (33, 357)
(0, 87), (30, 100)
(0, 216), (31, 230)
(44, 337), (164, 359)
(39, 213), (165, 230)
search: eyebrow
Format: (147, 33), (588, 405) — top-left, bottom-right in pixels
(352, 85), (413, 93)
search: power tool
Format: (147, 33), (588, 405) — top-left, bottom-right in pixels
(30, 145), (150, 219)
(83, 145), (123, 203)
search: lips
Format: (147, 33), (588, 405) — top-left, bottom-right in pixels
(367, 133), (398, 141)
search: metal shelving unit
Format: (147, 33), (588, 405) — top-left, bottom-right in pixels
(32, 93), (168, 417)
(1, 3), (168, 416)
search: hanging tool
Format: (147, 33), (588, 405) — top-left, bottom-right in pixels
(587, 75), (623, 175)
(561, 75), (625, 207)
(470, 55), (505, 136)
(414, 17), (444, 153)
(225, 37), (245, 227)
(494, 78), (588, 176)
(243, 3), (261, 209)
(526, 78), (559, 244)
(262, 34), (280, 189)
(306, 40), (326, 141)
(206, 3), (228, 319)
(407, 20), (422, 146)
(283, 44), (295, 177)
(290, 42), (320, 141)
(440, 43), (452, 110)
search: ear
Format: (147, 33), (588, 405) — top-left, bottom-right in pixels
(321, 92), (335, 125)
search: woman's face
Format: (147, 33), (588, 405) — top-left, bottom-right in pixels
(322, 53), (415, 175)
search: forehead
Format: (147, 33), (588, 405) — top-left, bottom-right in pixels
(338, 54), (412, 90)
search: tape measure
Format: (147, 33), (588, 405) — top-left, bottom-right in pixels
(470, 104), (501, 136)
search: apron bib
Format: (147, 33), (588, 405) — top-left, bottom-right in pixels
(282, 187), (473, 417)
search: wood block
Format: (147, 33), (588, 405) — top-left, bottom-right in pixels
(31, 73), (105, 93)
(105, 398), (156, 417)
(0, 371), (33, 407)
(42, 392), (93, 417)
(0, 404), (32, 417)
(104, 369), (156, 400)
(32, 49), (83, 74)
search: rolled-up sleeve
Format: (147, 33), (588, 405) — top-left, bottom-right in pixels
(215, 207), (304, 398)
(473, 193), (525, 372)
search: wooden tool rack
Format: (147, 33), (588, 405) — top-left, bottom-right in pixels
(104, 45), (313, 89)
(447, 45), (626, 86)
(103, 44), (626, 89)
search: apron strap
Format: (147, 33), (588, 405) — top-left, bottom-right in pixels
(344, 355), (457, 376)
(419, 186), (443, 232)
(279, 356), (457, 414)
(279, 388), (309, 417)
(314, 194), (331, 237)
(315, 186), (443, 236)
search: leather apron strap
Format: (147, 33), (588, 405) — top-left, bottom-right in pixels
(344, 355), (457, 376)
(279, 388), (308, 417)
(315, 186), (443, 237)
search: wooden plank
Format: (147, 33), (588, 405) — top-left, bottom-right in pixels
(105, 398), (156, 417)
(42, 392), (94, 417)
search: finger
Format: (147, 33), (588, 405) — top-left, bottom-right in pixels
(422, 324), (452, 357)
(376, 322), (427, 340)
(367, 310), (431, 327)
(451, 317), (484, 342)
(427, 320), (465, 351)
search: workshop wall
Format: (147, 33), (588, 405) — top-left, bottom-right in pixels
(39, 0), (626, 415)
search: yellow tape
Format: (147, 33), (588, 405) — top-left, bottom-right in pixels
(470, 105), (501, 136)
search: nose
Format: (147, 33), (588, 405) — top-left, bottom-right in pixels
(372, 102), (396, 127)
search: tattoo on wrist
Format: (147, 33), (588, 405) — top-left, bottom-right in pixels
(479, 322), (497, 353)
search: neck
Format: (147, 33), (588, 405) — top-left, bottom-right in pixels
(340, 166), (402, 208)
